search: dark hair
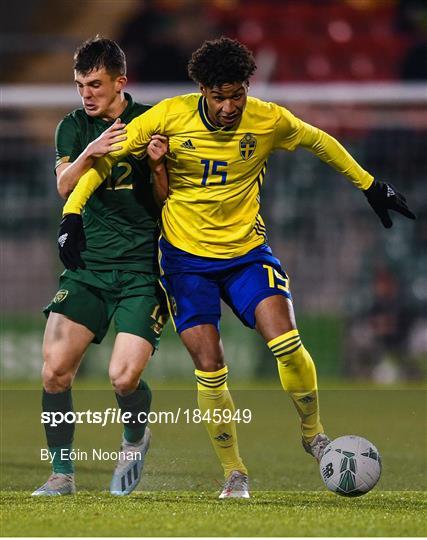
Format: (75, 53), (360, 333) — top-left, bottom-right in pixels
(73, 36), (126, 77)
(188, 37), (257, 88)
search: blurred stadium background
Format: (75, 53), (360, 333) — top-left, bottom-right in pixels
(1, 0), (426, 383)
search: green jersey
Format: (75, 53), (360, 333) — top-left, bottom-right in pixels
(55, 93), (159, 272)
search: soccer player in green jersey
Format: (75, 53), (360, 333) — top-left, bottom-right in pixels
(32, 37), (169, 497)
(57, 38), (415, 498)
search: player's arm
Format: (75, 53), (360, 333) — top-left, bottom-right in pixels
(61, 116), (144, 216)
(58, 105), (165, 270)
(56, 118), (127, 199)
(62, 104), (165, 216)
(298, 122), (373, 188)
(147, 134), (169, 206)
(274, 108), (415, 228)
(58, 114), (146, 270)
(299, 124), (415, 227)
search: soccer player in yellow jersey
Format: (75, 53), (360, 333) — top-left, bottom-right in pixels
(59, 37), (415, 498)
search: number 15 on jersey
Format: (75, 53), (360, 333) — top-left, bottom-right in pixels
(201, 159), (228, 186)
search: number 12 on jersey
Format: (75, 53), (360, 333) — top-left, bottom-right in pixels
(201, 159), (228, 186)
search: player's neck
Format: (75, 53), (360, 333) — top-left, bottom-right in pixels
(100, 93), (128, 122)
(206, 110), (220, 128)
(201, 97), (220, 128)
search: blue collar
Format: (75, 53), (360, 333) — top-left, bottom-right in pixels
(198, 96), (219, 132)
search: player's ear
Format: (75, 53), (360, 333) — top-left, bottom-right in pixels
(115, 75), (127, 92)
(200, 85), (207, 97)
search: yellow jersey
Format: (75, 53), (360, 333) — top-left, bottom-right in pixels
(64, 93), (374, 258)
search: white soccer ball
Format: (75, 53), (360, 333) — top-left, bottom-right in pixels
(319, 435), (382, 497)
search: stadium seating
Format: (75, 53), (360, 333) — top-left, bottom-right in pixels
(216, 1), (411, 82)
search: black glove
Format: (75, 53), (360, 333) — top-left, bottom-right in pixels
(58, 213), (86, 270)
(363, 180), (415, 228)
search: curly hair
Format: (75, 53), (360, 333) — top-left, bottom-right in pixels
(188, 37), (257, 87)
(74, 36), (126, 77)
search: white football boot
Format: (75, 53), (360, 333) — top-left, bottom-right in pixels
(31, 473), (75, 496)
(219, 470), (250, 499)
(302, 433), (331, 462)
(110, 427), (151, 496)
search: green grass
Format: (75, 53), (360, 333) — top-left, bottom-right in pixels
(1, 491), (426, 537)
(1, 383), (426, 536)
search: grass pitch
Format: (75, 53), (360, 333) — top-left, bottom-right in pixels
(1, 381), (426, 536)
(1, 491), (426, 537)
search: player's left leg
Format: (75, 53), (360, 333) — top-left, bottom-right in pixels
(108, 333), (153, 495)
(109, 333), (153, 442)
(255, 295), (329, 460)
(108, 275), (167, 495)
(222, 260), (329, 461)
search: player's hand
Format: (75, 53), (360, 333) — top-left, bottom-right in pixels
(58, 213), (86, 271)
(87, 118), (127, 158)
(147, 134), (168, 170)
(363, 180), (415, 228)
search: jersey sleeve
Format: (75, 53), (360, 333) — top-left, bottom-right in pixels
(272, 105), (309, 152)
(273, 104), (373, 190)
(118, 100), (166, 159)
(55, 115), (82, 169)
(298, 123), (374, 189)
(62, 101), (166, 215)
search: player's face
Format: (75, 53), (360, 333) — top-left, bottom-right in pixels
(201, 82), (248, 128)
(74, 67), (127, 119)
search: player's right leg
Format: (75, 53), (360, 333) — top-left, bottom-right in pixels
(32, 312), (94, 496)
(33, 272), (109, 496)
(158, 238), (249, 498)
(180, 324), (249, 498)
(160, 270), (249, 498)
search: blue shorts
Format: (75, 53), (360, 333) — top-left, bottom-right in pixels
(158, 238), (292, 333)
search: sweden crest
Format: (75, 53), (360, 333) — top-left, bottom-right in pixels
(239, 133), (257, 160)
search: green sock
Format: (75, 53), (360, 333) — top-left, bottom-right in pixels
(115, 380), (152, 443)
(49, 444), (74, 474)
(42, 388), (75, 474)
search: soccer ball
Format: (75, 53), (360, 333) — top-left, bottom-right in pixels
(319, 435), (382, 497)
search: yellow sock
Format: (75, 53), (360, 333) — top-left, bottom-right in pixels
(195, 366), (247, 478)
(268, 329), (324, 441)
